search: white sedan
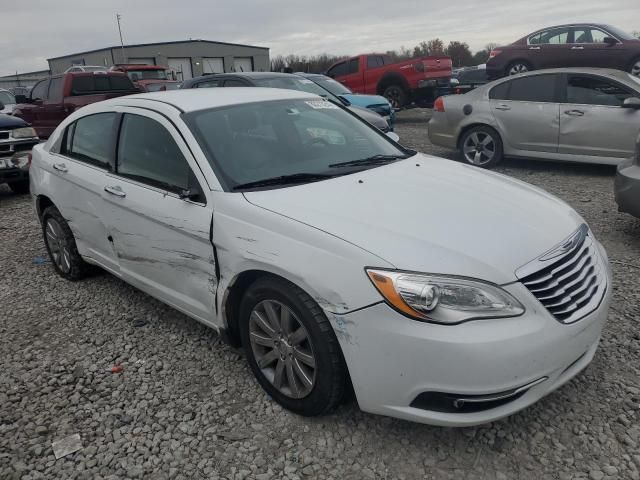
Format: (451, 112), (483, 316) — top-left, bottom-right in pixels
(29, 88), (611, 426)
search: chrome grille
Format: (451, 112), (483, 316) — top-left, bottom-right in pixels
(0, 131), (9, 141)
(516, 225), (607, 324)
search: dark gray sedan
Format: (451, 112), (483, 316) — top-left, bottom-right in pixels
(429, 68), (640, 168)
(615, 132), (640, 218)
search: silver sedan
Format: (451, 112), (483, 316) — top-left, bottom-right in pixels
(428, 68), (640, 168)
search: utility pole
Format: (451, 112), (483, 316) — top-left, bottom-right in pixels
(116, 14), (126, 63)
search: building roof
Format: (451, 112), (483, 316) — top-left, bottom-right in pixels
(47, 39), (269, 61)
(0, 70), (50, 79)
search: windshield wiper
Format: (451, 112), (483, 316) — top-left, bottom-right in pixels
(232, 172), (335, 190)
(328, 154), (408, 169)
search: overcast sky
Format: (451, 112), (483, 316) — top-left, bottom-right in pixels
(2, 0), (639, 76)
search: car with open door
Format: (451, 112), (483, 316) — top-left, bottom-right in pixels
(429, 68), (640, 168)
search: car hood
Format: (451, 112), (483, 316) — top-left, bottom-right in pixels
(0, 113), (27, 128)
(0, 104), (15, 115)
(347, 105), (388, 130)
(243, 154), (584, 284)
(342, 93), (390, 108)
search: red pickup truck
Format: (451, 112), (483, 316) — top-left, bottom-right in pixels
(326, 53), (452, 108)
(109, 64), (180, 92)
(12, 71), (138, 138)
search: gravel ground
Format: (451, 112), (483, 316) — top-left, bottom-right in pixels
(1, 110), (640, 480)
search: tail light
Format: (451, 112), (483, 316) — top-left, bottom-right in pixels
(434, 97), (445, 112)
(414, 62), (425, 72)
(489, 49), (502, 59)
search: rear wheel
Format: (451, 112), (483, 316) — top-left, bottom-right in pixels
(507, 61), (532, 76)
(383, 84), (408, 109)
(41, 206), (90, 280)
(459, 126), (503, 169)
(630, 57), (640, 77)
(239, 277), (347, 416)
(8, 179), (29, 194)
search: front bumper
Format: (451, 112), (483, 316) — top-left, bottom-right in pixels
(614, 157), (640, 219)
(0, 151), (31, 184)
(329, 264), (611, 426)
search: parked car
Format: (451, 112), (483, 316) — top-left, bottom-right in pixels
(181, 72), (394, 134)
(294, 73), (395, 129)
(449, 64), (489, 95)
(12, 71), (138, 138)
(109, 64), (179, 92)
(428, 68), (640, 168)
(0, 113), (39, 193)
(64, 65), (108, 73)
(325, 53), (452, 108)
(30, 88), (611, 426)
(487, 24), (640, 79)
(615, 131), (640, 218)
(0, 89), (16, 114)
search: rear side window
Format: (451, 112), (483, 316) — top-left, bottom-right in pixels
(196, 80), (221, 88)
(31, 79), (49, 101)
(48, 77), (64, 103)
(117, 114), (192, 192)
(529, 28), (570, 45)
(566, 75), (635, 106)
(489, 82), (510, 100)
(348, 58), (359, 75)
(327, 62), (347, 78)
(367, 56), (383, 68)
(71, 75), (135, 95)
(64, 113), (118, 169)
(505, 75), (558, 102)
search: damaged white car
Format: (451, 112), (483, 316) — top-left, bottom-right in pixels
(29, 88), (611, 426)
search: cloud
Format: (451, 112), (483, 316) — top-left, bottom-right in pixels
(2, 0), (638, 75)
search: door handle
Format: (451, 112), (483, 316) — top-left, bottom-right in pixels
(495, 104), (511, 111)
(564, 109), (585, 116)
(104, 185), (126, 197)
(53, 163), (68, 173)
(571, 46), (584, 50)
(529, 46), (541, 50)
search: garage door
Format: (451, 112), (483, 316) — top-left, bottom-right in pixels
(202, 58), (224, 74)
(233, 57), (253, 72)
(128, 58), (155, 65)
(168, 58), (193, 81)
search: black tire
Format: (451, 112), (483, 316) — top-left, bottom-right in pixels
(383, 84), (408, 109)
(41, 205), (90, 281)
(506, 60), (532, 76)
(459, 126), (504, 169)
(8, 179), (29, 194)
(629, 56), (640, 77)
(239, 276), (347, 416)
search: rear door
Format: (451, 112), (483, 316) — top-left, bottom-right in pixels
(47, 112), (120, 272)
(103, 108), (216, 323)
(233, 57), (253, 72)
(528, 27), (572, 69)
(568, 27), (626, 68)
(489, 74), (561, 153)
(558, 73), (640, 158)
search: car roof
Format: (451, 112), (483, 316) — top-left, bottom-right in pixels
(96, 87), (320, 112)
(492, 67), (639, 85)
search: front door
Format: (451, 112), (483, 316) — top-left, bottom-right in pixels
(103, 108), (217, 324)
(489, 74), (561, 153)
(568, 27), (627, 68)
(558, 74), (640, 158)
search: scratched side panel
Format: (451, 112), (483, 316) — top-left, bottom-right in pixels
(210, 192), (392, 327)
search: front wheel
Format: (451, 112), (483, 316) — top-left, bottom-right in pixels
(507, 61), (531, 76)
(383, 85), (408, 109)
(630, 57), (640, 77)
(459, 126), (503, 168)
(239, 277), (347, 416)
(41, 206), (91, 280)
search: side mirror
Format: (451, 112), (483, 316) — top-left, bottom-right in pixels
(14, 94), (28, 104)
(603, 36), (618, 46)
(338, 95), (351, 107)
(386, 131), (400, 142)
(622, 97), (640, 109)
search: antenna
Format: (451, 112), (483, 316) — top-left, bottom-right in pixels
(116, 14), (126, 63)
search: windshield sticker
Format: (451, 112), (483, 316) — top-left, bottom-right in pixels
(305, 100), (338, 109)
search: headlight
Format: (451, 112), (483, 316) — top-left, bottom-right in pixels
(11, 127), (37, 139)
(366, 269), (525, 324)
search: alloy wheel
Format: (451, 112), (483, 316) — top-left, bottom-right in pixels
(385, 86), (403, 109)
(632, 60), (640, 77)
(45, 218), (71, 273)
(508, 63), (529, 75)
(463, 132), (496, 166)
(249, 299), (316, 399)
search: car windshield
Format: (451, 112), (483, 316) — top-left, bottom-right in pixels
(603, 25), (635, 40)
(252, 77), (342, 102)
(127, 70), (168, 81)
(183, 98), (407, 191)
(0, 91), (16, 105)
(307, 76), (352, 96)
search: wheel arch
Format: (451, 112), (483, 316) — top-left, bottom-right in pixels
(376, 73), (410, 96)
(457, 123), (503, 149)
(505, 58), (534, 74)
(36, 194), (55, 219)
